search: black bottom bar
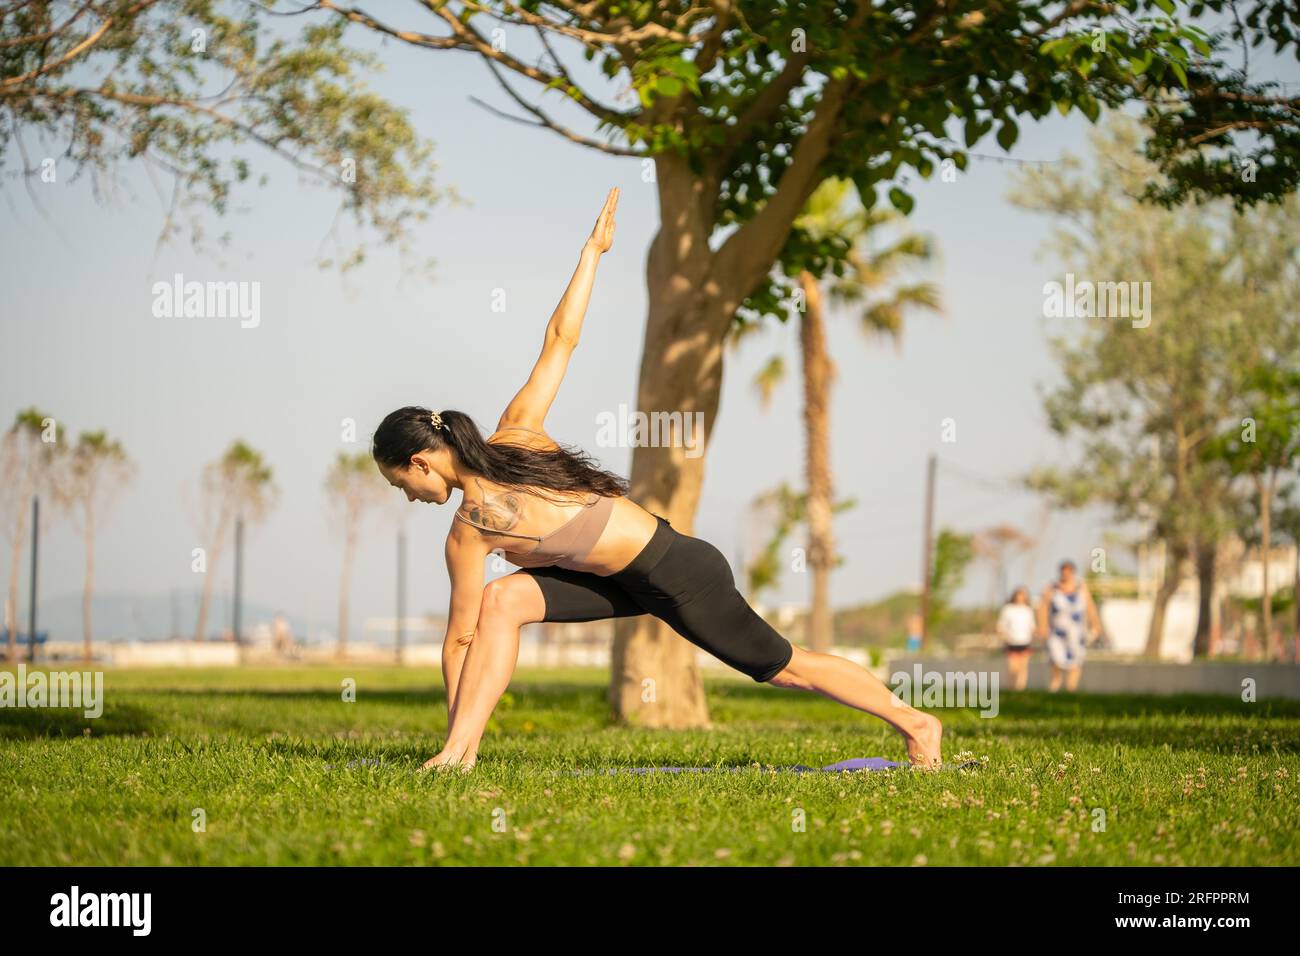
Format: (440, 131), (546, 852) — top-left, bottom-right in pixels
(0, 866), (1286, 941)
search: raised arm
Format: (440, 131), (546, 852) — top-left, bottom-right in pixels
(497, 188), (619, 431)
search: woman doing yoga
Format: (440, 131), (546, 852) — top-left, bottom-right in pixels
(371, 188), (943, 772)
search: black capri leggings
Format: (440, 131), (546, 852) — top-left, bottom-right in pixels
(519, 515), (795, 683)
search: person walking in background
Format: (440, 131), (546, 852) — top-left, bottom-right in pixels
(904, 613), (924, 654)
(272, 612), (299, 659)
(1036, 560), (1101, 693)
(997, 586), (1035, 691)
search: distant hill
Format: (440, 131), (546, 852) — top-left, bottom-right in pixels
(832, 590), (995, 648)
(29, 590), (329, 644)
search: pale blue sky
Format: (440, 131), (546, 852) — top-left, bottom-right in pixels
(3, 16), (1294, 641)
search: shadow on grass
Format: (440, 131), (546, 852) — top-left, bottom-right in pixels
(984, 691), (1300, 719)
(711, 682), (1300, 713)
(0, 703), (155, 739)
(118, 682), (609, 709)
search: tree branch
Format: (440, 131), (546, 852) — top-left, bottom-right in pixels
(0, 0), (96, 50)
(472, 58), (646, 157)
(710, 50), (810, 175)
(315, 0), (635, 126)
(713, 75), (857, 312)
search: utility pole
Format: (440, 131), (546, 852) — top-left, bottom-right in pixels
(28, 496), (39, 663)
(919, 455), (936, 649)
(396, 528), (407, 665)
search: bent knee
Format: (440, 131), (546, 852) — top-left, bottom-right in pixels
(480, 574), (545, 624)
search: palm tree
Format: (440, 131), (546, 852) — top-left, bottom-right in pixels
(324, 452), (390, 660)
(188, 442), (278, 643)
(730, 178), (941, 652)
(0, 408), (63, 660)
(55, 431), (135, 662)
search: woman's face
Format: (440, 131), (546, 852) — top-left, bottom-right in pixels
(1013, 588), (1029, 605)
(378, 451), (451, 505)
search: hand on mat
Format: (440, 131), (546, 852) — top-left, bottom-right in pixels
(903, 711), (944, 771)
(586, 187), (619, 254)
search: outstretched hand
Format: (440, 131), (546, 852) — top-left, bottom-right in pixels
(586, 187), (619, 253)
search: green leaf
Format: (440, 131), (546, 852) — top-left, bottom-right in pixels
(996, 117), (1019, 151)
(852, 175), (877, 210)
(888, 187), (914, 215)
(1038, 37), (1063, 57)
(1180, 28), (1211, 56)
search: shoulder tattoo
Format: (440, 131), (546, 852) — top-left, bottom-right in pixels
(461, 478), (526, 533)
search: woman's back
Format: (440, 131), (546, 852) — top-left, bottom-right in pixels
(454, 426), (619, 569)
(453, 478), (616, 569)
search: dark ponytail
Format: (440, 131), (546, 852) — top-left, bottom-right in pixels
(371, 406), (628, 503)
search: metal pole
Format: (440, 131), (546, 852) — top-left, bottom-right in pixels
(28, 496), (38, 663)
(919, 455), (936, 649)
(396, 529), (407, 664)
(233, 516), (244, 644)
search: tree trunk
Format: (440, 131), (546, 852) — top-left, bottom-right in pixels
(1192, 538), (1215, 658)
(195, 556), (215, 643)
(608, 86), (849, 725)
(608, 157), (725, 729)
(194, 534), (227, 643)
(1292, 547), (1299, 661)
(195, 498), (233, 642)
(338, 524), (356, 661)
(82, 509), (96, 664)
(1144, 539), (1186, 658)
(798, 269), (836, 653)
(7, 497), (29, 660)
(1258, 477), (1274, 660)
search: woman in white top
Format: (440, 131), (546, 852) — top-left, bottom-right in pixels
(997, 586), (1036, 691)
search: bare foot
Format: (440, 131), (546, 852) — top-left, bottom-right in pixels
(419, 746), (476, 773)
(902, 711), (943, 770)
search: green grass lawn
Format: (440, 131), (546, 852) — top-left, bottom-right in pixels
(2, 665), (1297, 866)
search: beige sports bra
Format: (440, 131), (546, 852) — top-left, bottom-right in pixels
(453, 426), (618, 570)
